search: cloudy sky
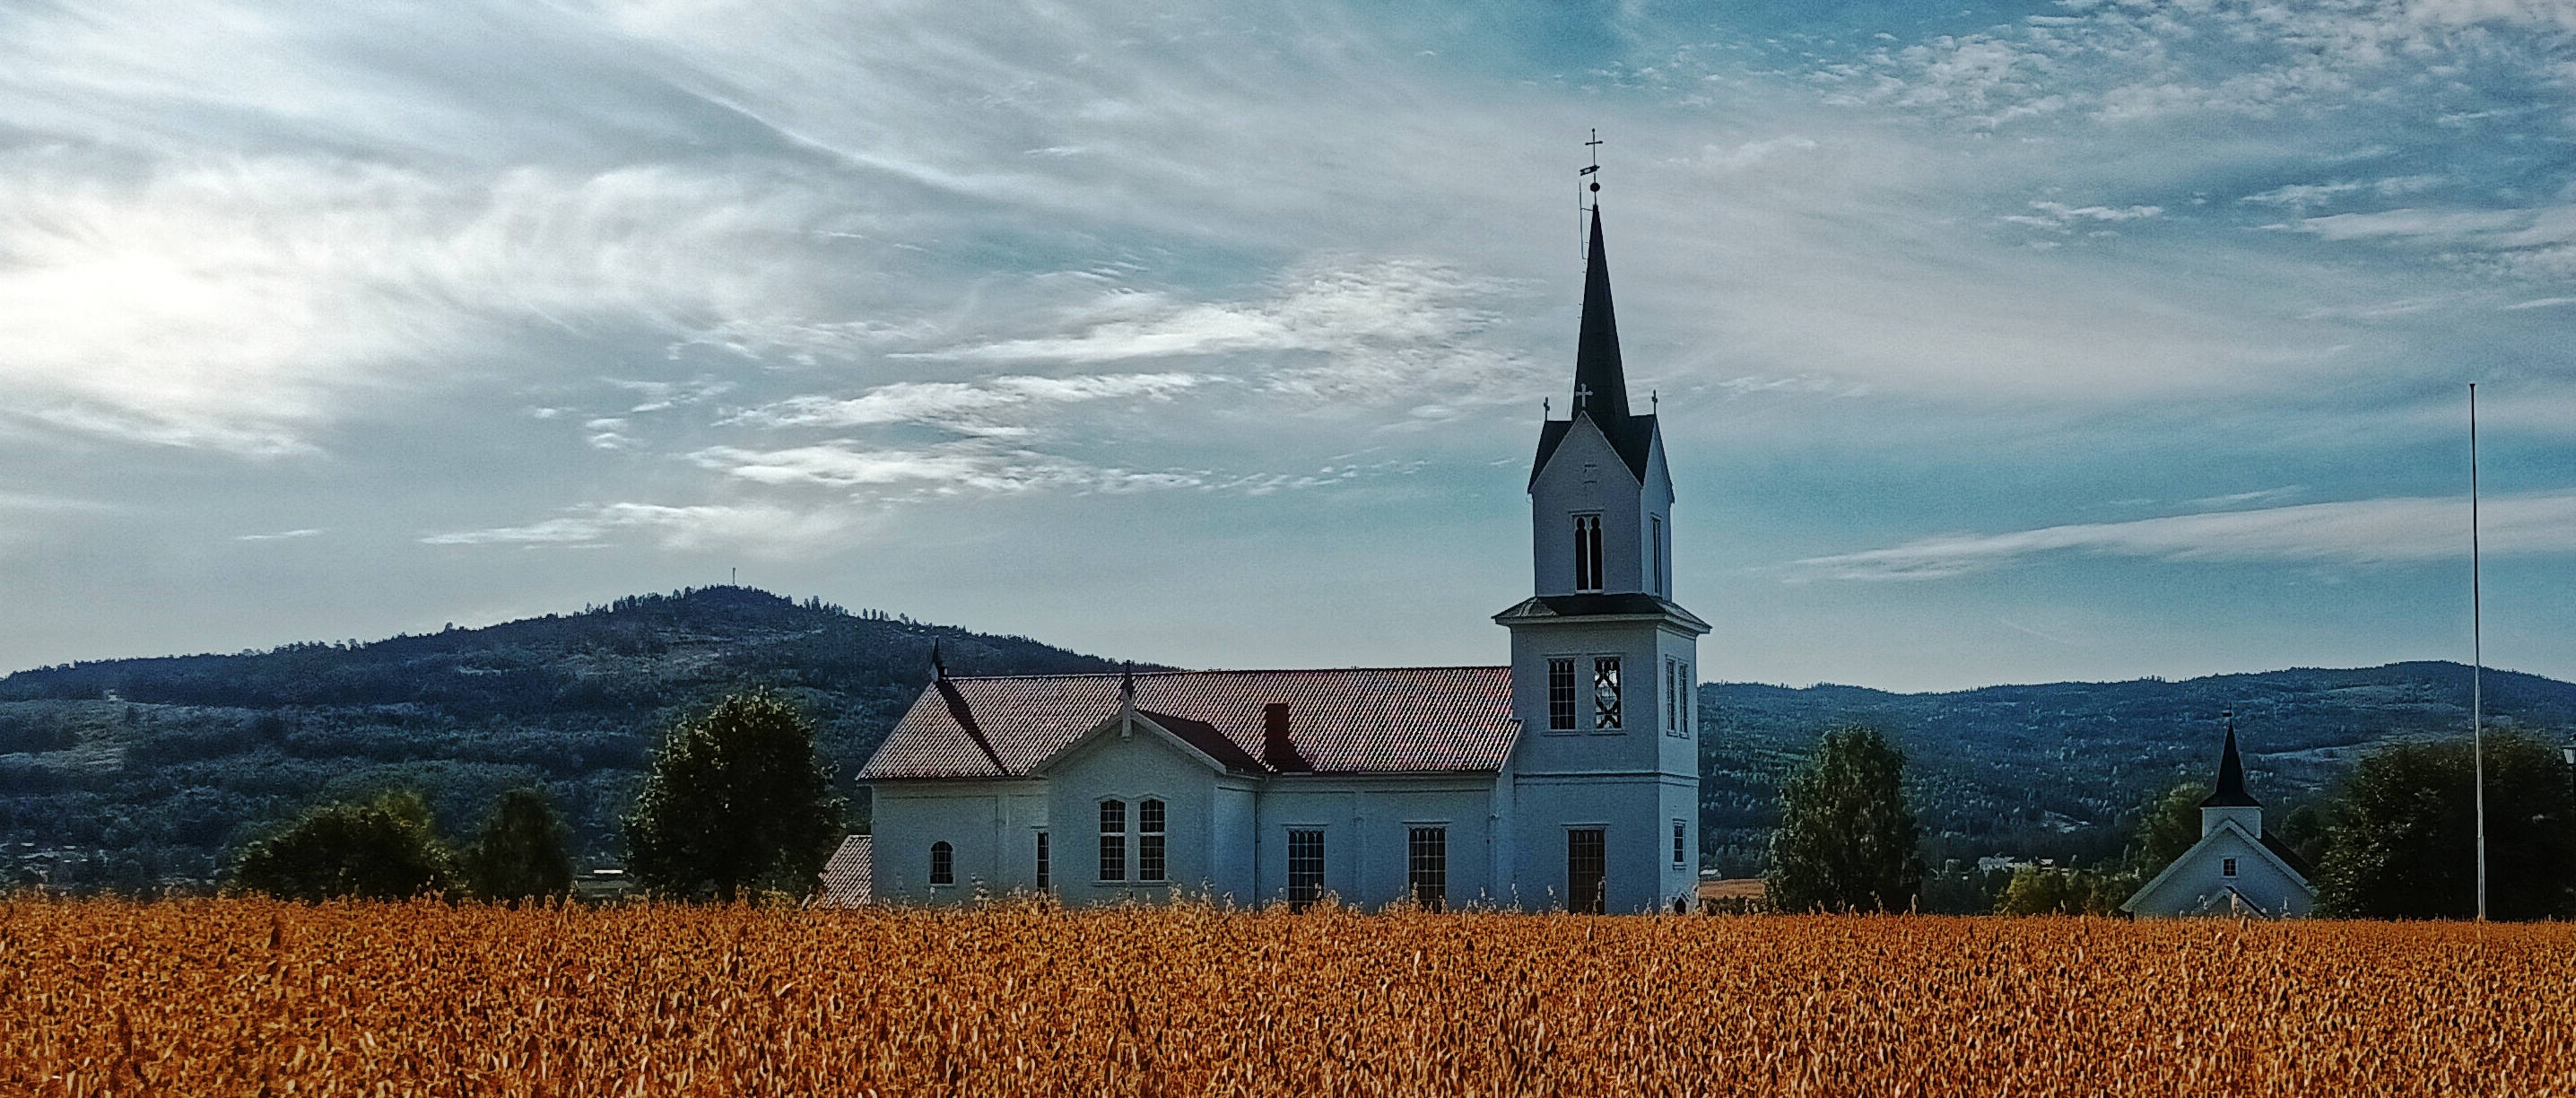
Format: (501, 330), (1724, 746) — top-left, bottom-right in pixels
(2, 0), (2570, 692)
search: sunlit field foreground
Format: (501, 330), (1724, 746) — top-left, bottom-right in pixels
(7, 898), (2574, 1096)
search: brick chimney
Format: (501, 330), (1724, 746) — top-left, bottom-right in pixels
(1262, 702), (1304, 771)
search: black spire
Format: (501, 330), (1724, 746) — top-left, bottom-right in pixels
(2200, 712), (2261, 807)
(1571, 205), (1632, 424)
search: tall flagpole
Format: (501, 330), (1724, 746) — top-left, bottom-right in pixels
(2472, 382), (2486, 922)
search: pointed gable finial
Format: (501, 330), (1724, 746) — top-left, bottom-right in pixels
(930, 640), (947, 681)
(2201, 709), (2261, 807)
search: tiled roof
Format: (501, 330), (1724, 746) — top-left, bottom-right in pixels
(857, 667), (1519, 780)
(814, 834), (872, 907)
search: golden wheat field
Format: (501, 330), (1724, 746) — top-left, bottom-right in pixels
(5, 898), (2575, 1097)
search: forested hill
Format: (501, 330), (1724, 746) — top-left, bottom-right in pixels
(1696, 662), (2576, 875)
(0, 586), (1127, 890)
(4, 586), (2571, 893)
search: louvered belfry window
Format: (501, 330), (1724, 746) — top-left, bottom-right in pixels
(1572, 513), (1604, 592)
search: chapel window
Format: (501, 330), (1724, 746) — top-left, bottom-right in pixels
(1672, 821), (1687, 867)
(929, 841), (954, 886)
(1593, 657), (1622, 730)
(1100, 799), (1127, 882)
(1286, 829), (1325, 911)
(1650, 514), (1663, 595)
(1547, 658), (1578, 730)
(2222, 857), (2238, 878)
(1572, 513), (1604, 592)
(1567, 829), (1606, 915)
(1408, 827), (1448, 912)
(1035, 831), (1050, 891)
(1137, 798), (1168, 883)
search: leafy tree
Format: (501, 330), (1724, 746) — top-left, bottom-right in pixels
(625, 692), (845, 901)
(2124, 780), (2210, 876)
(2317, 731), (2576, 920)
(230, 789), (458, 902)
(1993, 867), (2128, 916)
(1767, 726), (1924, 912)
(464, 788), (574, 905)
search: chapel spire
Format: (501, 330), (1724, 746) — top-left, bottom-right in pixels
(1571, 205), (1632, 424)
(2202, 712), (2260, 807)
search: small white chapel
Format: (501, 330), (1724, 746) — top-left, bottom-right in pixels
(851, 204), (1708, 913)
(2122, 718), (2319, 919)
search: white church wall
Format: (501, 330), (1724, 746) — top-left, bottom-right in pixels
(1252, 776), (1497, 910)
(1511, 772), (1696, 913)
(2128, 824), (2313, 919)
(1041, 720), (1226, 908)
(868, 779), (1046, 905)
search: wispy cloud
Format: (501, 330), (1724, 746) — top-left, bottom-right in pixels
(909, 262), (1507, 369)
(729, 372), (1208, 432)
(234, 527), (322, 542)
(1795, 492), (2576, 581)
(421, 502), (859, 555)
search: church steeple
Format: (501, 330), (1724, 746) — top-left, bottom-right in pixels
(2201, 714), (2260, 808)
(1571, 205), (1632, 424)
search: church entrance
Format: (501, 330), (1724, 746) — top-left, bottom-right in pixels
(1568, 829), (1606, 914)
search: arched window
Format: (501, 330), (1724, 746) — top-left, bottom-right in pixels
(929, 841), (953, 886)
(1099, 799), (1127, 882)
(1137, 799), (1167, 882)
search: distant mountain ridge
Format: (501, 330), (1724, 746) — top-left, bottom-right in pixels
(0, 587), (1130, 889)
(3, 587), (2570, 890)
(1697, 661), (2576, 875)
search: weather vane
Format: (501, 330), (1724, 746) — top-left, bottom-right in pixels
(1579, 129), (1604, 259)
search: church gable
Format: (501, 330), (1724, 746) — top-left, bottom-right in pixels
(2124, 820), (2315, 918)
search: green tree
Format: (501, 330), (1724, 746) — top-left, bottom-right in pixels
(2124, 780), (2210, 876)
(1993, 867), (2127, 916)
(465, 788), (575, 905)
(230, 789), (458, 902)
(1766, 726), (1924, 912)
(2317, 731), (2576, 920)
(625, 692), (845, 902)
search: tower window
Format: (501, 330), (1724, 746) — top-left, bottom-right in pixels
(1680, 663), (1691, 736)
(1099, 799), (1127, 882)
(1593, 657), (1622, 729)
(1669, 657), (1690, 732)
(1547, 658), (1578, 730)
(1137, 798), (1167, 883)
(1035, 832), (1050, 891)
(1408, 827), (1448, 911)
(1286, 829), (1325, 911)
(1572, 513), (1604, 592)
(1650, 514), (1663, 595)
(1567, 829), (1606, 914)
(929, 841), (953, 886)
(1673, 821), (1687, 867)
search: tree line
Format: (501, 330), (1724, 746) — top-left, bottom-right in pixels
(227, 692), (844, 903)
(1766, 725), (2576, 919)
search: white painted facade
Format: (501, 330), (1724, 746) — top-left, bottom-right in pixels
(2122, 728), (2318, 919)
(859, 207), (1706, 913)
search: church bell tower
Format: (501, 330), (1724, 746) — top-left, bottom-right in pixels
(1496, 204), (1710, 914)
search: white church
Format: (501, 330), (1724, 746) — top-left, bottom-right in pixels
(2121, 718), (2319, 919)
(852, 206), (1707, 912)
